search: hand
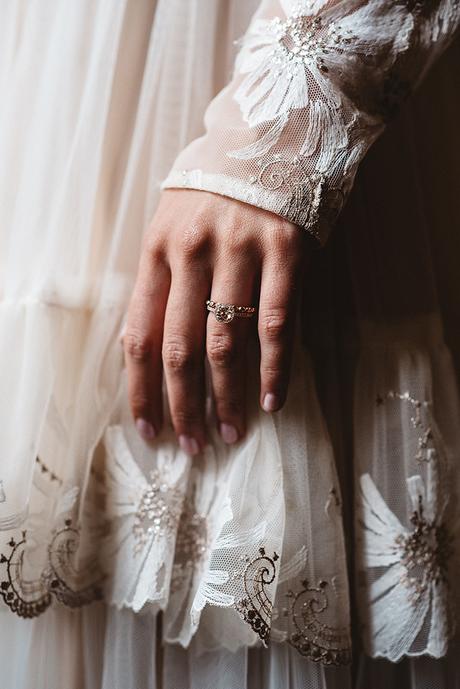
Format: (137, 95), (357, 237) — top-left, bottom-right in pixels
(124, 189), (309, 455)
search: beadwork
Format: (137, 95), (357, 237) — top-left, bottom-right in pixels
(270, 14), (355, 76)
(132, 470), (183, 555)
(395, 494), (452, 603)
(282, 577), (351, 665)
(234, 547), (279, 646)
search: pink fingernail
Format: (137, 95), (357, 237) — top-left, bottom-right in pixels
(220, 423), (239, 444)
(136, 418), (156, 441)
(179, 434), (200, 456)
(262, 393), (279, 412)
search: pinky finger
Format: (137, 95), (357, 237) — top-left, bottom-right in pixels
(258, 260), (299, 413)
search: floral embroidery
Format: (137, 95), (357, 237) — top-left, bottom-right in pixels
(132, 470), (183, 555)
(376, 391), (438, 463)
(35, 456), (63, 486)
(282, 577), (351, 665)
(0, 518), (103, 618)
(247, 154), (345, 236)
(170, 496), (208, 594)
(233, 9), (357, 129)
(358, 467), (454, 658)
(396, 493), (451, 602)
(0, 532), (51, 618)
(234, 547), (279, 646)
(102, 425), (188, 611)
(41, 519), (104, 608)
(191, 501), (268, 628)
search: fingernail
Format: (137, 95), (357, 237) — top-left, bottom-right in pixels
(220, 423), (239, 444)
(136, 418), (156, 441)
(179, 434), (200, 456)
(262, 393), (279, 412)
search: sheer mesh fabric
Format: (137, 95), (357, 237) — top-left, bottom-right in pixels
(0, 1), (460, 688)
(163, 0), (460, 245)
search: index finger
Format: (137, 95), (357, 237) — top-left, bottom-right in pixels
(124, 241), (170, 440)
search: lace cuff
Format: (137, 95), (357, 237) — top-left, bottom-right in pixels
(162, 0), (459, 246)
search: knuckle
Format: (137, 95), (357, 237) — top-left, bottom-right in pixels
(144, 232), (166, 263)
(265, 225), (301, 259)
(171, 408), (200, 427)
(226, 234), (253, 257)
(162, 338), (196, 373)
(124, 331), (152, 363)
(260, 308), (290, 341)
(180, 225), (211, 262)
(261, 363), (284, 379)
(130, 392), (151, 416)
(207, 333), (237, 368)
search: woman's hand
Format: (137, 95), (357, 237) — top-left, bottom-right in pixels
(124, 189), (308, 455)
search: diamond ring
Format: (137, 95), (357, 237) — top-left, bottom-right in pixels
(206, 300), (256, 324)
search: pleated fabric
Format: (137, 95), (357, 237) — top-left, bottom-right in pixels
(0, 1), (460, 687)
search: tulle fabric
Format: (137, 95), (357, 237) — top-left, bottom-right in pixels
(0, 1), (460, 688)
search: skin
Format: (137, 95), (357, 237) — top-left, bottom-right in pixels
(123, 188), (310, 456)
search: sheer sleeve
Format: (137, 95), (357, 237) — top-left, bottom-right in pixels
(162, 0), (460, 245)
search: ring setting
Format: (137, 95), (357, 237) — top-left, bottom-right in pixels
(206, 300), (255, 323)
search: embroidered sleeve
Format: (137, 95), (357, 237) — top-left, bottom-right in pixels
(162, 0), (460, 245)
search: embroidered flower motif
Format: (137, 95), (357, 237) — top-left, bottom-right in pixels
(102, 425), (188, 612)
(234, 546), (279, 646)
(376, 391), (438, 463)
(233, 10), (355, 129)
(191, 498), (268, 629)
(229, 1), (411, 164)
(170, 496), (208, 595)
(358, 466), (454, 659)
(132, 470), (183, 555)
(283, 576), (351, 665)
(0, 476), (103, 618)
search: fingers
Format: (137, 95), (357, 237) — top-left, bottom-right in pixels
(207, 255), (257, 444)
(124, 240), (170, 440)
(258, 244), (300, 414)
(162, 259), (211, 456)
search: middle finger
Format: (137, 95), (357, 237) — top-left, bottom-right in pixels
(162, 262), (211, 456)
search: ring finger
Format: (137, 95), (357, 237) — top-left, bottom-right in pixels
(206, 256), (258, 444)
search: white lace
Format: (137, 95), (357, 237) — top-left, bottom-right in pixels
(163, 0), (460, 244)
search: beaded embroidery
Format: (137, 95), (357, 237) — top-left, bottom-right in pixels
(132, 470), (183, 556)
(234, 547), (279, 646)
(0, 519), (103, 618)
(282, 577), (351, 665)
(358, 389), (456, 658)
(395, 493), (452, 603)
(376, 390), (438, 463)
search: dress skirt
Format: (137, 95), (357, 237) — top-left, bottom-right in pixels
(0, 1), (459, 687)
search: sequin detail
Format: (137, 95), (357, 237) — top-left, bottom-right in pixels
(171, 498), (208, 594)
(269, 14), (355, 76)
(133, 470), (183, 555)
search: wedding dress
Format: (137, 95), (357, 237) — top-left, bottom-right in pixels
(0, 1), (459, 688)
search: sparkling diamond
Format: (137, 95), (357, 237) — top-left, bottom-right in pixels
(215, 304), (235, 323)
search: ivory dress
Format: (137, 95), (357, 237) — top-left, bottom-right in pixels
(0, 1), (459, 688)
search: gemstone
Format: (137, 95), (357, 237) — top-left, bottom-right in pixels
(215, 304), (235, 323)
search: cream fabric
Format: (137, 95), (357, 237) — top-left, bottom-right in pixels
(0, 1), (460, 687)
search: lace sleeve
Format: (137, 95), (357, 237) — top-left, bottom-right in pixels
(162, 0), (459, 245)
